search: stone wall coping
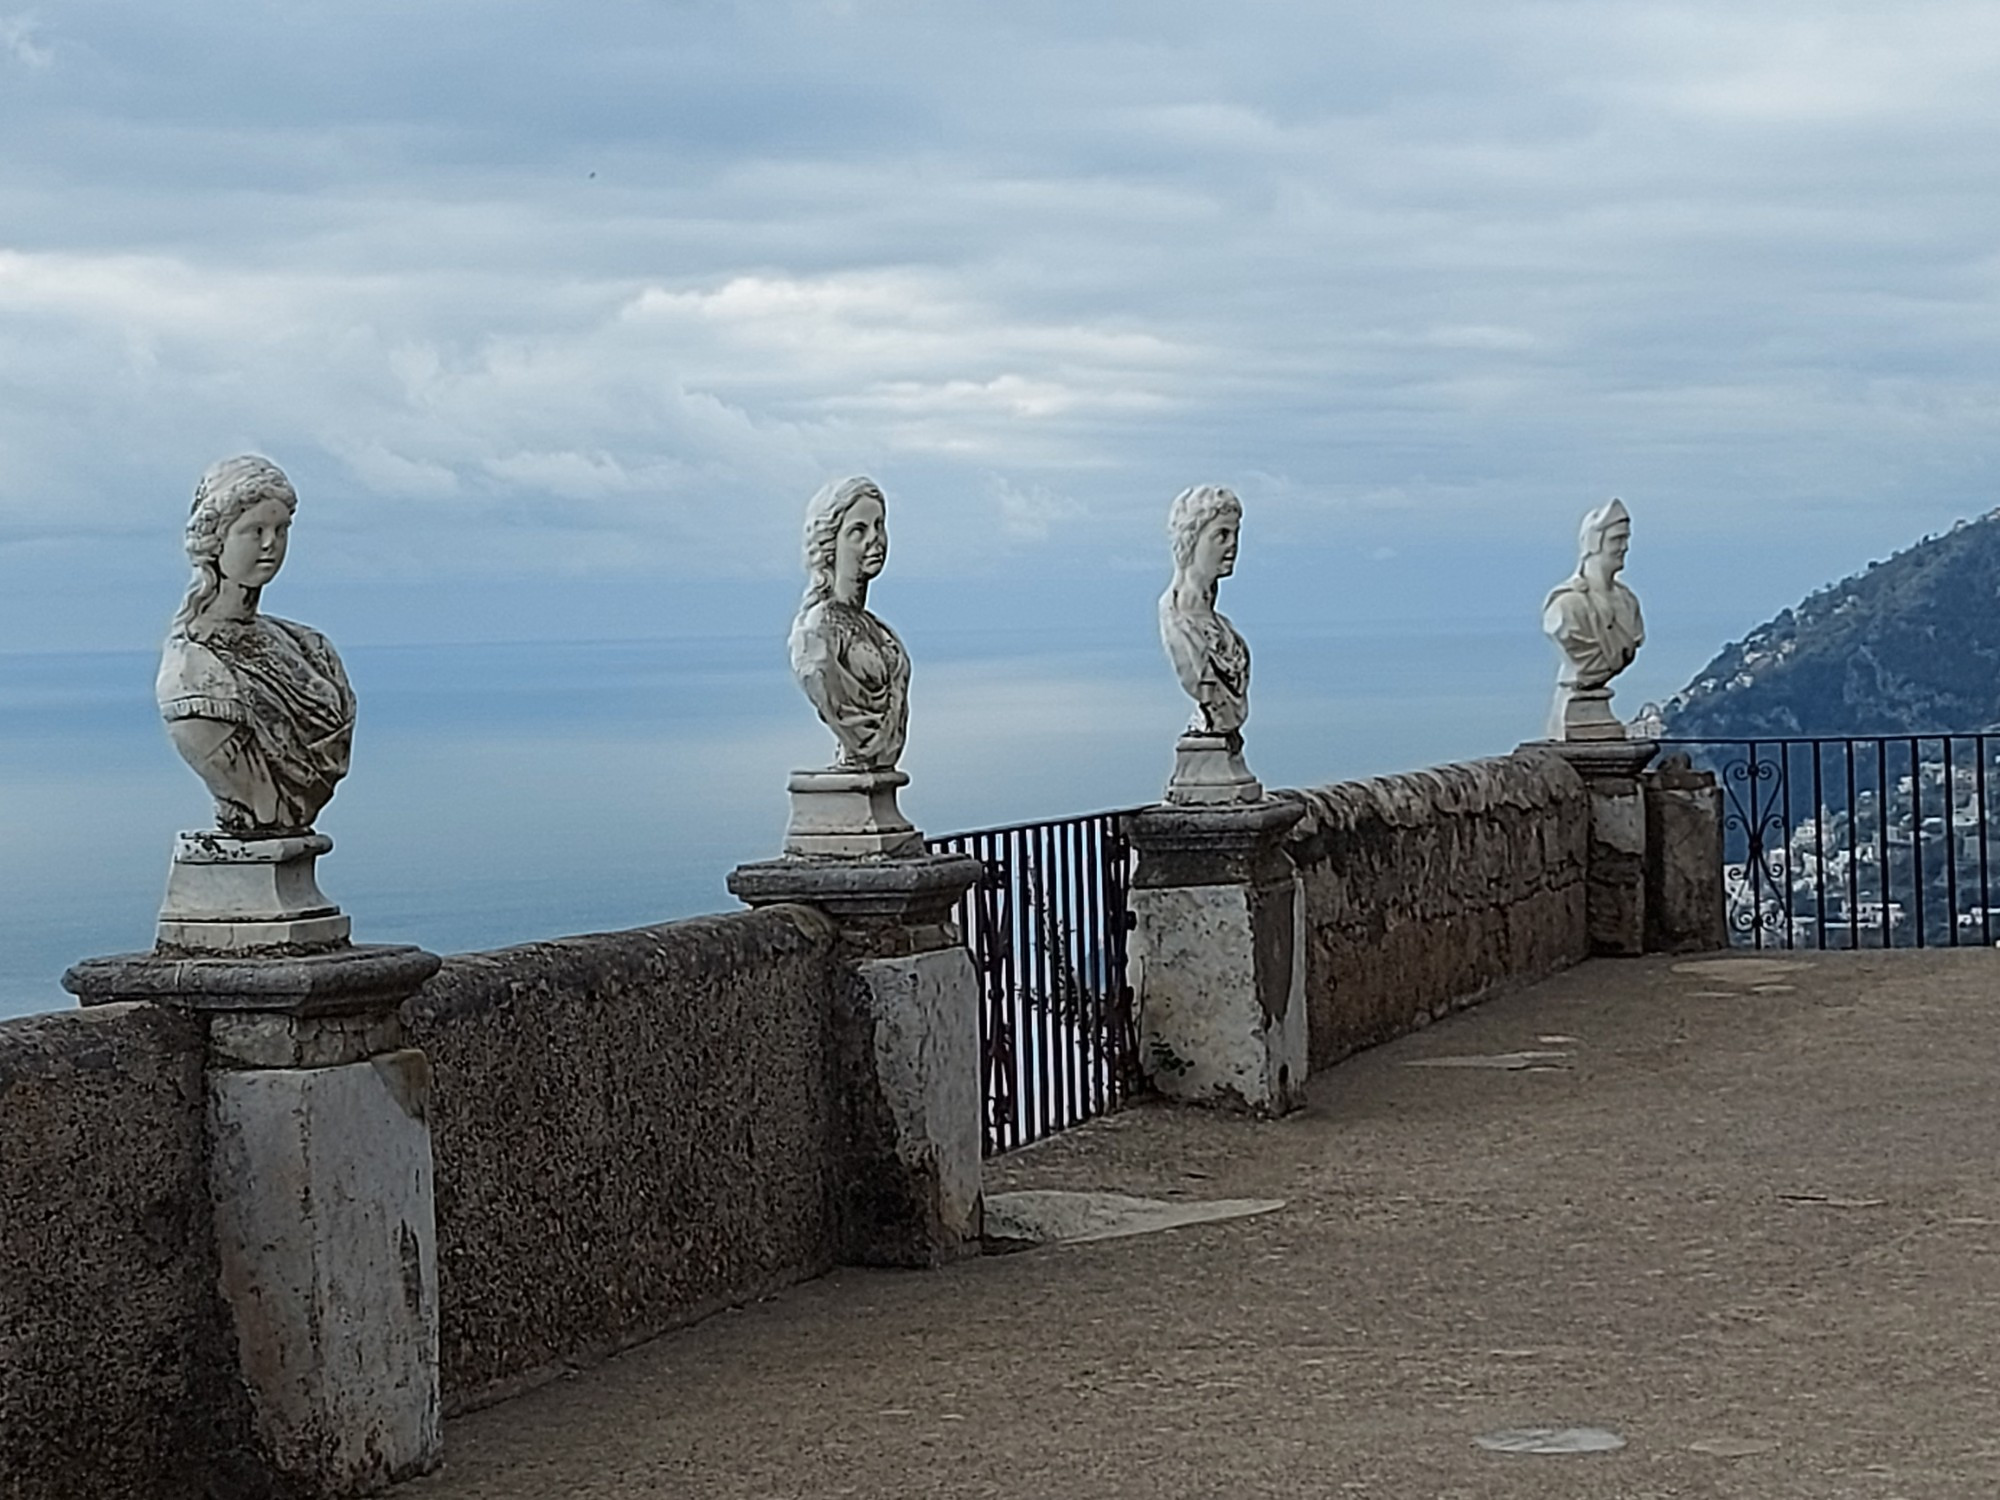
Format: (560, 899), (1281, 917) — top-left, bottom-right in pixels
(1282, 750), (1587, 841)
(1127, 797), (1304, 849)
(1525, 737), (1661, 780)
(62, 943), (441, 1016)
(728, 851), (980, 907)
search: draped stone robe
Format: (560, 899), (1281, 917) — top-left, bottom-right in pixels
(158, 615), (355, 835)
(789, 599), (910, 771)
(1160, 593), (1251, 735)
(1543, 576), (1645, 690)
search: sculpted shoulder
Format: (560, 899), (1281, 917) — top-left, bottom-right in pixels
(267, 615), (355, 700)
(1541, 576), (1585, 618)
(788, 598), (857, 672)
(157, 632), (245, 723)
(1158, 590), (1206, 696)
(263, 613), (340, 660)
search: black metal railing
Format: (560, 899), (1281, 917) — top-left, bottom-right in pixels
(928, 809), (1144, 1155)
(1663, 735), (2000, 950)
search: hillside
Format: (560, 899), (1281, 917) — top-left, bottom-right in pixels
(1666, 510), (2000, 738)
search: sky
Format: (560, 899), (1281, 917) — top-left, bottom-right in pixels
(4, 0), (2000, 685)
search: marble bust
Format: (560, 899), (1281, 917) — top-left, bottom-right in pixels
(1159, 485), (1262, 805)
(780, 476), (921, 856)
(158, 455), (355, 835)
(1543, 497), (1646, 741)
(789, 475), (910, 771)
(1161, 484), (1251, 736)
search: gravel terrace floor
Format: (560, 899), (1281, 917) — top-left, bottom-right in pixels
(407, 950), (2000, 1500)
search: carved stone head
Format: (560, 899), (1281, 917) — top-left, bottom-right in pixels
(174, 455), (299, 633)
(1167, 484), (1243, 587)
(1577, 497), (1632, 573)
(801, 475), (889, 608)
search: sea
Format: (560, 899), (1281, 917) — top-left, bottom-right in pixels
(0, 623), (1631, 1021)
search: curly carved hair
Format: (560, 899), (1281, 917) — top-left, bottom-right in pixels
(1167, 484), (1242, 571)
(171, 455), (297, 635)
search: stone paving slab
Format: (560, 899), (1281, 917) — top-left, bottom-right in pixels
(407, 951), (2000, 1499)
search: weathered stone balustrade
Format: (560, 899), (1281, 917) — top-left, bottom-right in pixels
(1284, 749), (1593, 1070)
(0, 750), (1723, 1500)
(407, 908), (847, 1411)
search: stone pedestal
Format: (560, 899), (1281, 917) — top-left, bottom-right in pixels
(1548, 684), (1625, 743)
(1166, 730), (1264, 807)
(158, 831), (351, 954)
(783, 769), (924, 858)
(1644, 753), (1729, 953)
(1127, 799), (1306, 1116)
(729, 853), (983, 1266)
(1537, 738), (1660, 956)
(64, 945), (444, 1498)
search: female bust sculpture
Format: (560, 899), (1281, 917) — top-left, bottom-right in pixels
(156, 456), (356, 836)
(1543, 497), (1645, 737)
(789, 476), (909, 771)
(1160, 484), (1251, 735)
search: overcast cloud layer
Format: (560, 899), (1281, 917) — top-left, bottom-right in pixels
(4, 0), (1999, 661)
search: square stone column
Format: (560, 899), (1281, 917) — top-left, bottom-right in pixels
(729, 853), (984, 1268)
(1644, 752), (1729, 952)
(1126, 798), (1307, 1116)
(1535, 738), (1660, 956)
(64, 944), (443, 1498)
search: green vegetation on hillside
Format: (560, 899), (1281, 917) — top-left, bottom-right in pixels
(1667, 511), (2000, 737)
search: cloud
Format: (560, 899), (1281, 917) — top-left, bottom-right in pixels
(0, 13), (50, 68)
(989, 477), (1085, 543)
(1566, 5), (2000, 124)
(335, 442), (462, 500)
(4, 0), (2000, 652)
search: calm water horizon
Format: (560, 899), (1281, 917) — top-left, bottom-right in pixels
(0, 624), (1622, 1020)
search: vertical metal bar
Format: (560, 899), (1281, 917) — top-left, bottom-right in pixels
(1058, 818), (1078, 1133)
(1005, 829), (1026, 1151)
(1108, 813), (1135, 1106)
(1055, 818), (1077, 1133)
(1877, 739), (1890, 949)
(1069, 816), (1088, 1127)
(1811, 740), (1826, 950)
(1074, 817), (1096, 1120)
(1105, 814), (1126, 1104)
(969, 834), (991, 1155)
(1981, 736), (1994, 947)
(1752, 740), (1768, 952)
(1075, 817), (1095, 1120)
(1088, 816), (1104, 1120)
(1035, 821), (1058, 1141)
(1068, 818), (1086, 1124)
(972, 834), (993, 1154)
(1043, 822), (1061, 1141)
(1010, 825), (1037, 1145)
(1032, 828), (1048, 1144)
(1072, 824), (1088, 1128)
(1103, 816), (1123, 1107)
(960, 834), (982, 1152)
(1910, 737), (1926, 948)
(1033, 822), (1052, 1145)
(1007, 829), (1026, 1149)
(954, 833), (982, 1151)
(964, 834), (986, 1153)
(984, 832), (1012, 1155)
(987, 830), (1006, 1149)
(1778, 741), (1794, 949)
(1945, 736), (1960, 946)
(1845, 742), (1860, 952)
(1062, 819), (1082, 1126)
